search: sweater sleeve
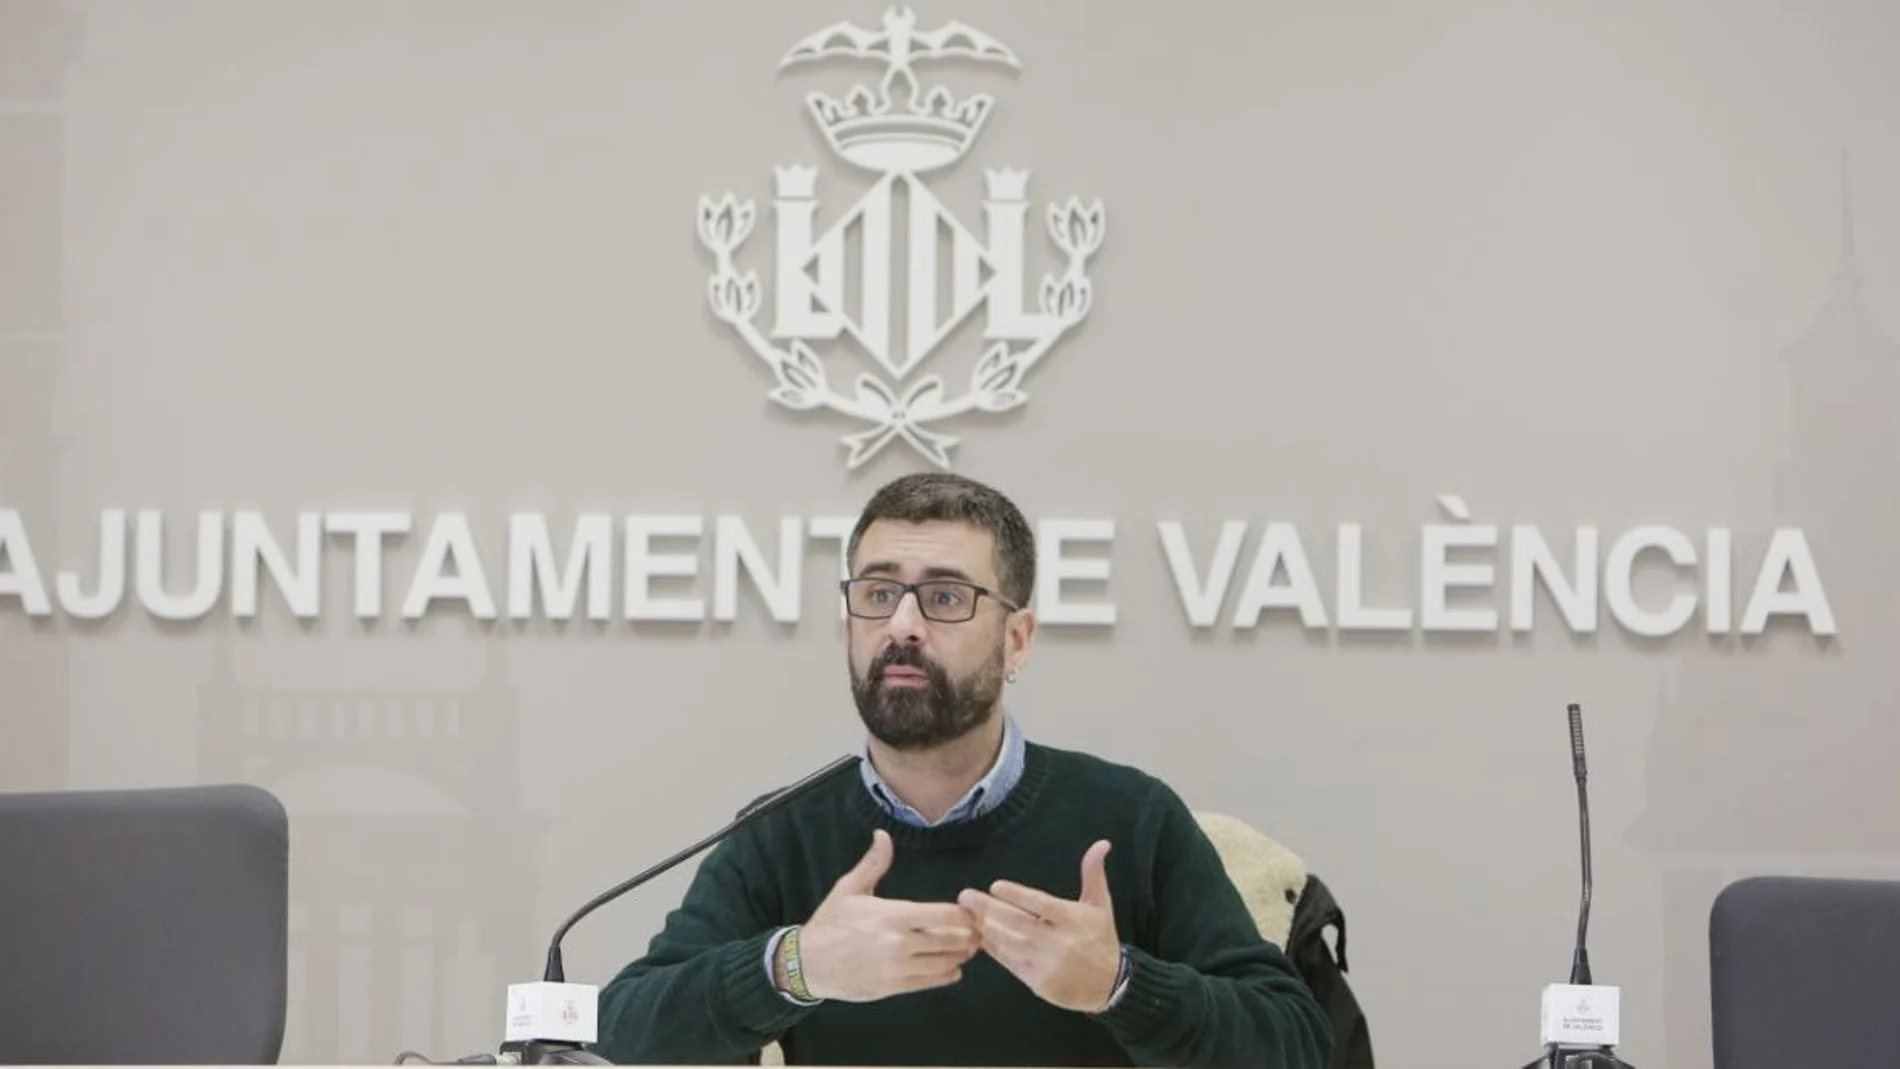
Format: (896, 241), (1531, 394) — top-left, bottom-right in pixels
(1092, 783), (1335, 1069)
(593, 830), (817, 1064)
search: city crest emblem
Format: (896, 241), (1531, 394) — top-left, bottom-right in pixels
(696, 7), (1106, 470)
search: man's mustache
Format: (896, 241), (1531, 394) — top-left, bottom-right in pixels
(872, 646), (938, 680)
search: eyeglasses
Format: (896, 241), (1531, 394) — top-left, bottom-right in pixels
(840, 577), (1020, 623)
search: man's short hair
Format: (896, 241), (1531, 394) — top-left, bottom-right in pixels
(847, 472), (1037, 608)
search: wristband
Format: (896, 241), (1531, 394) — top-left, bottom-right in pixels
(1091, 944), (1134, 1015)
(779, 925), (816, 1002)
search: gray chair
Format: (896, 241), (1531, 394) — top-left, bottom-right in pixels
(0, 783), (289, 1065)
(1709, 874), (1900, 1069)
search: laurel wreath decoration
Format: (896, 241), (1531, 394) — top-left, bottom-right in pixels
(697, 190), (1105, 469)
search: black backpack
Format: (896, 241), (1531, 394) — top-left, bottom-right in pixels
(1286, 873), (1374, 1069)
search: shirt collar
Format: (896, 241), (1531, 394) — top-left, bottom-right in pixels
(860, 713), (1026, 827)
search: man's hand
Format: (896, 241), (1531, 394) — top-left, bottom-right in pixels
(793, 829), (983, 1002)
(956, 839), (1123, 1013)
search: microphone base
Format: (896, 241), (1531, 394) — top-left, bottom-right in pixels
(499, 1040), (612, 1065)
(1518, 1045), (1637, 1069)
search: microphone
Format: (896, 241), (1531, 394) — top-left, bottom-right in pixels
(496, 753), (863, 1066)
(1518, 703), (1636, 1069)
(1568, 702), (1592, 988)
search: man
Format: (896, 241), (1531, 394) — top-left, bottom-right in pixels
(594, 473), (1332, 1067)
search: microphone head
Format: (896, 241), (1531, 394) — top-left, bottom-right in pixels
(1567, 702), (1587, 781)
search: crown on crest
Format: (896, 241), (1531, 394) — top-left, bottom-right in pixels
(778, 7), (1021, 174)
(803, 84), (993, 174)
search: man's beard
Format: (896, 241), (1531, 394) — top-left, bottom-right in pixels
(850, 641), (1005, 751)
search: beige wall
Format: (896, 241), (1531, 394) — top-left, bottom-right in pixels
(4, 2), (1898, 1066)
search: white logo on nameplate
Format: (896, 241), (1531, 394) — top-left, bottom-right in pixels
(697, 6), (1107, 470)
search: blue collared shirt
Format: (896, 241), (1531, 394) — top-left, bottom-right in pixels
(859, 713), (1027, 826)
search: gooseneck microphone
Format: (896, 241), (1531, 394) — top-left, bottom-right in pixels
(386, 753), (862, 1067)
(1568, 702), (1593, 988)
(1518, 703), (1636, 1069)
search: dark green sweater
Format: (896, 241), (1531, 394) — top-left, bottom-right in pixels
(594, 743), (1333, 1067)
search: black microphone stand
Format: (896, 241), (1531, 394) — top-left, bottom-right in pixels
(501, 1038), (611, 1065)
(1519, 704), (1635, 1069)
(1521, 1051), (1637, 1069)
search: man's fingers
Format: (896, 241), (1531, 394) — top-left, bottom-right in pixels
(957, 888), (1042, 941)
(905, 923), (982, 956)
(892, 924), (980, 963)
(949, 896), (1045, 988)
(960, 885), (1049, 927)
(832, 829), (893, 896)
(879, 900), (980, 930)
(986, 879), (1073, 923)
(867, 901), (982, 959)
(965, 888), (1056, 930)
(967, 919), (1034, 980)
(955, 887), (1007, 921)
(1078, 839), (1114, 908)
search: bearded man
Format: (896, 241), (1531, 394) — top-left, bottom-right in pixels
(593, 473), (1332, 1068)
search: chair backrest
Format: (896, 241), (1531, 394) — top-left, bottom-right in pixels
(1191, 810), (1307, 947)
(0, 783), (289, 1065)
(1710, 874), (1900, 1069)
